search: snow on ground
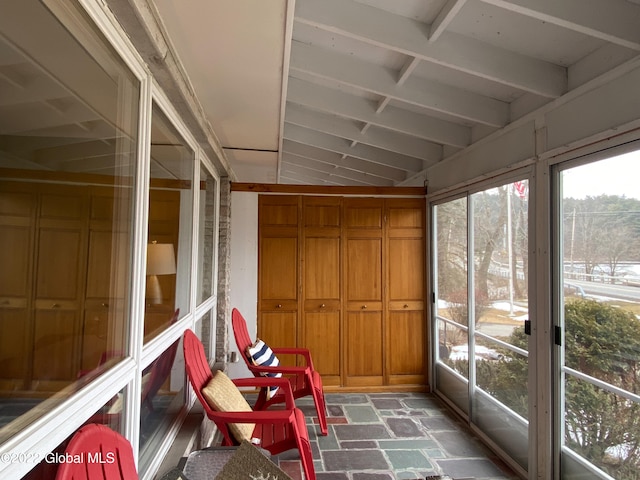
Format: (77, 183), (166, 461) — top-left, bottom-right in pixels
(491, 301), (528, 313)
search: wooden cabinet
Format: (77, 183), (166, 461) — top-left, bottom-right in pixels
(258, 196), (300, 366)
(258, 195), (427, 390)
(0, 181), (180, 396)
(0, 184), (35, 391)
(385, 198), (426, 385)
(302, 197), (342, 386)
(32, 186), (88, 391)
(344, 198), (384, 386)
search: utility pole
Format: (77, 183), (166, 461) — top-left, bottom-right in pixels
(507, 184), (514, 315)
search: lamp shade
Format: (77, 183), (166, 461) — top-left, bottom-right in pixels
(146, 242), (176, 276)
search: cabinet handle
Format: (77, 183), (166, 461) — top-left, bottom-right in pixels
(102, 303), (109, 308)
(276, 304), (282, 309)
(51, 303), (60, 309)
(403, 304), (409, 308)
(361, 305), (367, 309)
(320, 303), (326, 308)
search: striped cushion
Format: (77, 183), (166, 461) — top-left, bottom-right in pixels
(246, 339), (282, 399)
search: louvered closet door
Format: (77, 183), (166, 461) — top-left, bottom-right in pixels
(258, 196), (300, 366)
(344, 198), (384, 387)
(302, 197), (341, 386)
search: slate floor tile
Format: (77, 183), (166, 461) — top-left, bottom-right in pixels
(436, 458), (510, 478)
(326, 394), (369, 404)
(328, 405), (345, 416)
(378, 439), (436, 450)
(430, 431), (491, 457)
(385, 450), (432, 470)
(333, 424), (391, 440)
(339, 440), (378, 449)
(385, 417), (424, 437)
(370, 398), (404, 410)
(352, 473), (394, 480)
(344, 405), (380, 423)
(317, 472), (349, 480)
(419, 416), (458, 431)
(322, 449), (390, 471)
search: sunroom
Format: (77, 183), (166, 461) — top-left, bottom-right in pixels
(1, 1), (640, 480)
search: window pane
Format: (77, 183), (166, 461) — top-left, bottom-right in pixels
(144, 103), (194, 341)
(472, 182), (529, 420)
(435, 198), (468, 379)
(560, 150), (640, 479)
(0, 0), (138, 442)
(19, 394), (123, 480)
(139, 338), (185, 469)
(197, 164), (217, 304)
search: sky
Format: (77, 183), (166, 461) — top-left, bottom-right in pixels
(562, 149), (640, 200)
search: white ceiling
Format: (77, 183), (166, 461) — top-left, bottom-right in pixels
(2, 0), (640, 186)
(155, 0), (640, 186)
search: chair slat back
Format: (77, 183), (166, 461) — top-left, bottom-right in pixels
(54, 424), (138, 480)
(231, 308), (253, 368)
(142, 309), (181, 408)
(183, 329), (215, 415)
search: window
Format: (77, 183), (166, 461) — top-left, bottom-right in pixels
(144, 103), (194, 342)
(197, 163), (218, 306)
(433, 178), (530, 473)
(0, 0), (139, 444)
(558, 149), (640, 479)
(0, 2), (222, 479)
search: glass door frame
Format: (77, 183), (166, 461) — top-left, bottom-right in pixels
(428, 167), (534, 479)
(551, 139), (640, 480)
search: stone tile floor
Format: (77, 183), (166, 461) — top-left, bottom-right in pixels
(272, 392), (520, 480)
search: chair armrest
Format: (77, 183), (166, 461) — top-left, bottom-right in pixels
(232, 377), (296, 409)
(247, 363), (311, 376)
(270, 347), (315, 369)
(210, 409), (296, 425)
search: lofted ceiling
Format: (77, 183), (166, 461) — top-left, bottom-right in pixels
(2, 0), (640, 186)
(154, 0), (640, 186)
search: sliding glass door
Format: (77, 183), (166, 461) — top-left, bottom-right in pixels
(433, 178), (530, 475)
(557, 148), (640, 479)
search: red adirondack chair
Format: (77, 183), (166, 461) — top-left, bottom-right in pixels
(77, 309), (180, 416)
(182, 329), (316, 480)
(232, 307), (328, 436)
(141, 310), (181, 411)
(54, 423), (138, 480)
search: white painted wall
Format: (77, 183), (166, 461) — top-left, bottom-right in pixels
(227, 191), (259, 378)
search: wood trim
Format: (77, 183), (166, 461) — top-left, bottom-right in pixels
(231, 182), (426, 196)
(0, 168), (191, 190)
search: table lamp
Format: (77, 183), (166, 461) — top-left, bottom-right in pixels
(146, 241), (176, 304)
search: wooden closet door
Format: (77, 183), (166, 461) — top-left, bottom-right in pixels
(82, 186), (131, 371)
(344, 198), (384, 387)
(32, 185), (89, 391)
(385, 198), (427, 385)
(0, 184), (36, 391)
(302, 197), (341, 386)
(258, 196), (300, 366)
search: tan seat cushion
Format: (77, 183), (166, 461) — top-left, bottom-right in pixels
(201, 370), (255, 442)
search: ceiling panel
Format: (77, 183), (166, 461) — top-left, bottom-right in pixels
(116, 0), (640, 186)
